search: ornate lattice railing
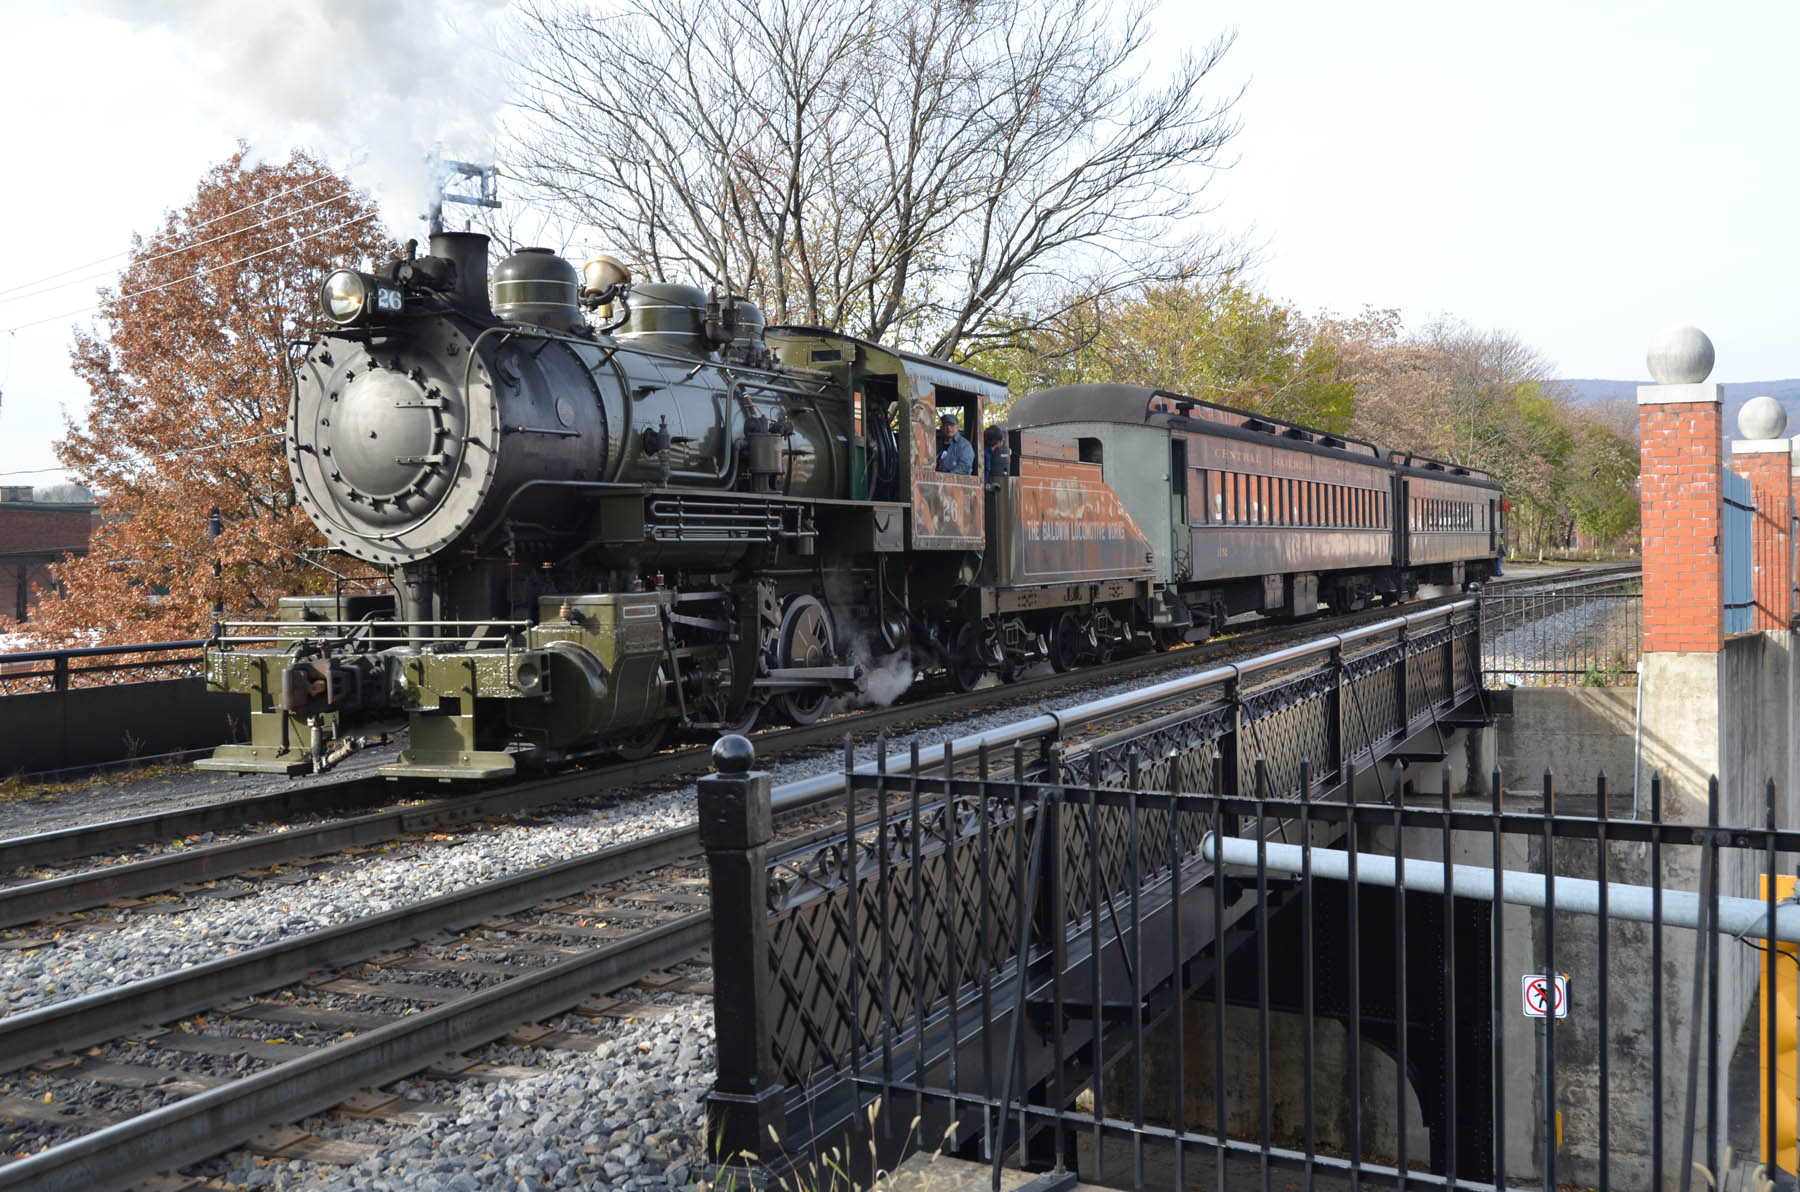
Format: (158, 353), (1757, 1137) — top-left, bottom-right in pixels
(699, 601), (1485, 1177)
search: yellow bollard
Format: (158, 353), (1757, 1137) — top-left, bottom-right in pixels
(1760, 873), (1798, 1171)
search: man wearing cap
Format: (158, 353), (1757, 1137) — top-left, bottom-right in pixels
(982, 425), (1004, 480)
(936, 411), (975, 475)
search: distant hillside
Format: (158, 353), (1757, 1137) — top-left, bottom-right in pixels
(1559, 378), (1800, 442)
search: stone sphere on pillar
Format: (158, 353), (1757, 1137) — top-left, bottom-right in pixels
(1737, 395), (1789, 441)
(1646, 325), (1715, 384)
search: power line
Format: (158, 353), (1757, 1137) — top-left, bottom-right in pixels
(2, 211), (379, 334)
(0, 431), (283, 480)
(0, 174), (337, 301)
(0, 189), (355, 308)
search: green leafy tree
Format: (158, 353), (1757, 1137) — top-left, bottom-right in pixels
(972, 279), (1355, 432)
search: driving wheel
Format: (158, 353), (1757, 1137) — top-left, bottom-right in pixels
(771, 595), (835, 725)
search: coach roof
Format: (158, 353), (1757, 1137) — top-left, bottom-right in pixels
(1009, 383), (1383, 458)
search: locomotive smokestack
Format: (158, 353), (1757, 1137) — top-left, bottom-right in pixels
(430, 231), (491, 316)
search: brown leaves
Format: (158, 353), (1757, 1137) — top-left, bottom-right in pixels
(14, 148), (397, 645)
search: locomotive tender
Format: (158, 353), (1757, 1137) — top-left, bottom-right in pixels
(199, 233), (1501, 780)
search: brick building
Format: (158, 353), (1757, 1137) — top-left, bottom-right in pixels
(0, 487), (98, 623)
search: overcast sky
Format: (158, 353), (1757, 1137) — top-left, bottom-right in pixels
(1, 0), (1794, 483)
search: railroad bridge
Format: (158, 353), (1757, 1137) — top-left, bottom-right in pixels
(700, 598), (1496, 1187)
(694, 329), (1800, 1190)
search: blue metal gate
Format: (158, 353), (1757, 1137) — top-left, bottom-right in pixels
(1723, 468), (1754, 635)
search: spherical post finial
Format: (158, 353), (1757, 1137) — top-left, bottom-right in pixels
(1646, 325), (1714, 384)
(712, 733), (755, 773)
(1737, 395), (1789, 441)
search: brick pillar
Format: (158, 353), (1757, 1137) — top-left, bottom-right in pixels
(1730, 439), (1793, 630)
(1638, 381), (1725, 652)
(1791, 447), (1800, 626)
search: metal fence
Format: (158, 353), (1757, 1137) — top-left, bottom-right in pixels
(1479, 587), (1642, 687)
(0, 638), (208, 694)
(706, 747), (1800, 1192)
(698, 602), (1492, 1187)
(1724, 468), (1755, 636)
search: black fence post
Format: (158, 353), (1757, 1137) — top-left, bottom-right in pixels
(698, 735), (786, 1163)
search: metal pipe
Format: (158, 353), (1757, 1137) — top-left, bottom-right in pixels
(1202, 833), (1800, 941)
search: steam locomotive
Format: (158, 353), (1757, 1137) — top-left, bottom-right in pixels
(199, 233), (1501, 780)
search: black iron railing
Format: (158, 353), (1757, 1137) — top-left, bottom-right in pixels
(0, 638), (209, 694)
(699, 601), (1491, 1186)
(1481, 586), (1643, 687)
(712, 752), (1797, 1191)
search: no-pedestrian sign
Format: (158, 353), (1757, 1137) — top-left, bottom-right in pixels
(1522, 973), (1568, 1019)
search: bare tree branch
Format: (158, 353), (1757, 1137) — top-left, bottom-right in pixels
(503, 0), (1241, 358)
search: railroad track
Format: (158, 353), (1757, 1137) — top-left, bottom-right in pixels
(0, 594), (1504, 1188)
(0, 720), (1068, 1189)
(0, 564), (1630, 936)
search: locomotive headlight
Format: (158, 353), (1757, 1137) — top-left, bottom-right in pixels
(320, 270), (368, 324)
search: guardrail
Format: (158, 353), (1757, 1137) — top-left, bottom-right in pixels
(0, 639), (209, 695)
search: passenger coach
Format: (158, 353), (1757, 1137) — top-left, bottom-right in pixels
(1004, 384), (1503, 641)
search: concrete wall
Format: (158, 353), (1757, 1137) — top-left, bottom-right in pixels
(0, 678), (247, 776)
(1129, 1004), (1430, 1167)
(1496, 688), (1639, 797)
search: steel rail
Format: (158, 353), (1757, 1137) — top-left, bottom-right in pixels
(0, 780), (406, 872)
(0, 603), (1371, 891)
(0, 823), (701, 1075)
(1, 569), (1588, 916)
(0, 646), (1214, 921)
(0, 914), (710, 1192)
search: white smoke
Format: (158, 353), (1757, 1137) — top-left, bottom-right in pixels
(80, 0), (511, 235)
(850, 636), (918, 709)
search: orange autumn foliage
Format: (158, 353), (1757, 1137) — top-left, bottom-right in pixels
(19, 148), (397, 645)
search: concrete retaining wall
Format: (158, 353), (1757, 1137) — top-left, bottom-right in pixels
(0, 678), (247, 776)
